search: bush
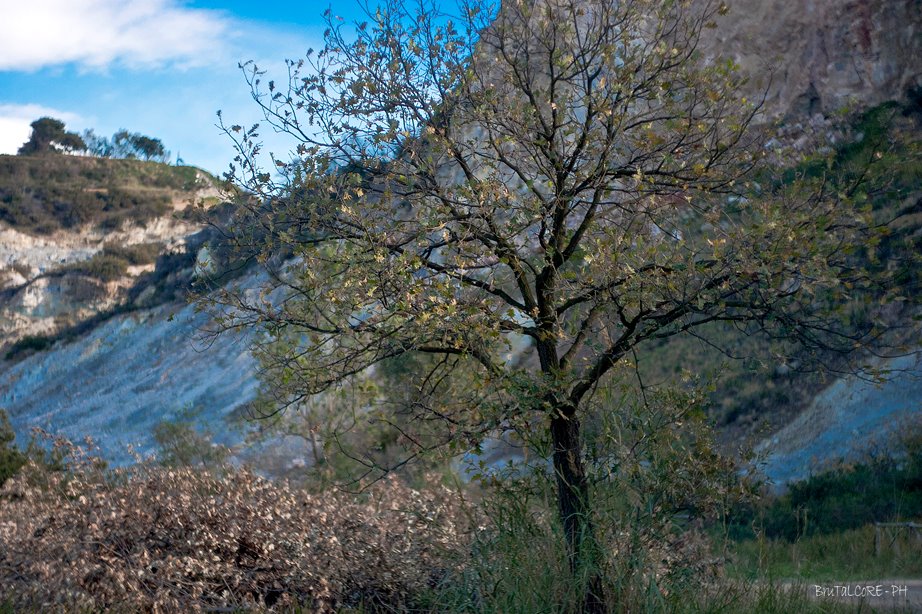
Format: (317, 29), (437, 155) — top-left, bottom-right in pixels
(0, 435), (471, 612)
(3, 335), (54, 360)
(0, 410), (25, 487)
(152, 406), (230, 469)
(50, 242), (165, 283)
(728, 417), (922, 542)
(101, 242), (161, 266)
(61, 252), (129, 282)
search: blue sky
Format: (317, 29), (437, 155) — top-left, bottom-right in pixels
(0, 1), (394, 174)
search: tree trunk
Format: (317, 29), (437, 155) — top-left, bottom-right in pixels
(550, 408), (606, 613)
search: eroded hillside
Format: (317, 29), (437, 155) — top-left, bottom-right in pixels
(0, 155), (224, 351)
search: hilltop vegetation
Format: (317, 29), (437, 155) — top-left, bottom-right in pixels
(0, 154), (211, 235)
(0, 151), (225, 360)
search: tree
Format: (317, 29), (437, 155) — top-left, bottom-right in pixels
(112, 130), (169, 162)
(82, 129), (171, 162)
(82, 129), (114, 158)
(18, 117), (86, 155)
(133, 135), (167, 161)
(212, 0), (893, 608)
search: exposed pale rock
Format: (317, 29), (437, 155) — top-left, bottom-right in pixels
(0, 293), (260, 465)
(758, 352), (922, 487)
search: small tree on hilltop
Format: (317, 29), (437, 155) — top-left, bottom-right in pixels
(18, 117), (86, 155)
(211, 0), (896, 608)
(112, 130), (170, 162)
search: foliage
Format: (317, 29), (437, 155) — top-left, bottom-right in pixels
(114, 130), (168, 161)
(0, 434), (472, 612)
(17, 117), (86, 155)
(84, 128), (171, 162)
(429, 377), (750, 612)
(211, 1), (901, 597)
(0, 154), (206, 234)
(152, 405), (231, 468)
(727, 416), (922, 542)
(3, 335), (54, 360)
(630, 99), (922, 432)
(61, 252), (130, 282)
(55, 242), (163, 282)
(204, 4), (918, 609)
(0, 425), (895, 613)
(0, 410), (26, 487)
(99, 241), (162, 266)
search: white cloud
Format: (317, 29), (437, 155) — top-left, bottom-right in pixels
(0, 104), (83, 155)
(0, 0), (232, 71)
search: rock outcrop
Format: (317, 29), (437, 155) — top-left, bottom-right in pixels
(705, 0), (921, 118)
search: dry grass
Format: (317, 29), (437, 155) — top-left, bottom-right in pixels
(0, 434), (472, 612)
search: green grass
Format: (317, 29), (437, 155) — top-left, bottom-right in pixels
(720, 430), (922, 584)
(681, 580), (907, 614)
(726, 524), (922, 583)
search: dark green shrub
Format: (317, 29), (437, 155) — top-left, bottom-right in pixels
(63, 253), (129, 282)
(101, 242), (161, 266)
(4, 335), (54, 360)
(728, 425), (922, 541)
(0, 410), (25, 487)
(152, 406), (230, 469)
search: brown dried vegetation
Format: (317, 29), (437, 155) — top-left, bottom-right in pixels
(0, 435), (471, 612)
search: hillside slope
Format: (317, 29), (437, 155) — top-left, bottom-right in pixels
(0, 289), (260, 465)
(0, 154), (262, 462)
(702, 0), (921, 119)
(758, 351), (922, 485)
(0, 155), (223, 351)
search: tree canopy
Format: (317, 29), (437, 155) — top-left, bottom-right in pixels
(18, 117), (86, 155)
(83, 129), (169, 162)
(211, 0), (896, 608)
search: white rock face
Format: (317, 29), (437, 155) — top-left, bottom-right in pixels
(0, 217), (200, 278)
(758, 352), (922, 487)
(0, 214), (206, 345)
(6, 275), (111, 318)
(0, 226), (98, 279)
(0, 291), (260, 465)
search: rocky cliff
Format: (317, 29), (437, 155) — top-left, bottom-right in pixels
(0, 157), (223, 350)
(706, 0), (921, 119)
(0, 156), (263, 462)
